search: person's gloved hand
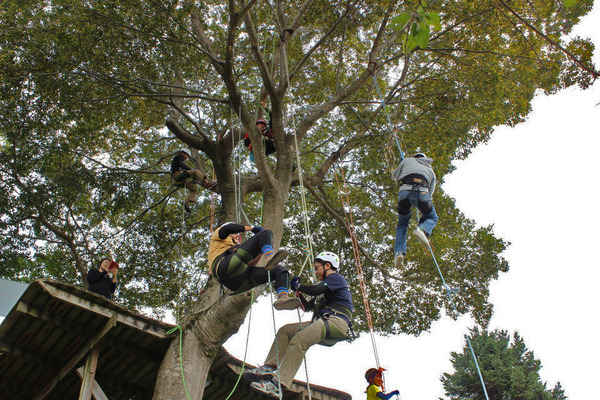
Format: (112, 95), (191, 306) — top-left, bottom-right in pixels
(389, 390), (399, 396)
(290, 276), (301, 292)
(251, 226), (263, 234)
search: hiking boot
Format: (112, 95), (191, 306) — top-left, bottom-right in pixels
(273, 294), (301, 311)
(184, 200), (192, 213)
(413, 227), (430, 249)
(394, 253), (405, 268)
(243, 365), (276, 381)
(250, 379), (283, 398)
(264, 249), (288, 271)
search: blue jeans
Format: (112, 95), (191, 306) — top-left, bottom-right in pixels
(394, 188), (438, 254)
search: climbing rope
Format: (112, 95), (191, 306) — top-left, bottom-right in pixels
(278, 26), (315, 400)
(367, 62), (405, 160)
(332, 166), (382, 369)
(266, 270), (284, 400)
(421, 234), (490, 400)
(224, 289), (256, 400)
(166, 324), (192, 400)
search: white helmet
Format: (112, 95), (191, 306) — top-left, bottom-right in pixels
(315, 251), (340, 270)
(414, 152), (426, 158)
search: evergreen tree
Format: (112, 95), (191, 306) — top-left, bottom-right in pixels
(442, 328), (567, 400)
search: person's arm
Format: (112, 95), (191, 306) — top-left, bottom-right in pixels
(177, 155), (192, 171)
(109, 267), (118, 293)
(217, 223), (246, 239)
(87, 268), (106, 284)
(298, 282), (328, 297)
(217, 224), (261, 239)
(377, 390), (400, 400)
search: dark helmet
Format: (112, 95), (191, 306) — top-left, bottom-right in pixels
(365, 368), (382, 382)
(256, 118), (268, 126)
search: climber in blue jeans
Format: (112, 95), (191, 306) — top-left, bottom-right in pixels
(392, 152), (439, 268)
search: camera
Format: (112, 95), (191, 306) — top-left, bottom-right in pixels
(109, 261), (119, 270)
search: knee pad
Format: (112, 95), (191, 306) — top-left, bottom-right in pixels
(419, 200), (433, 215)
(397, 198), (411, 215)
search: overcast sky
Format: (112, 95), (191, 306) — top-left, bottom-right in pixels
(225, 4), (600, 399)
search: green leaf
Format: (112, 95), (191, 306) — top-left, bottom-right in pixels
(391, 12), (411, 31)
(426, 11), (442, 31)
(563, 0), (577, 8)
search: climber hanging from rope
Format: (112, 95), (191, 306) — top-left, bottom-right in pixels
(171, 149), (217, 212)
(391, 152), (439, 268)
(365, 368), (400, 400)
(208, 222), (301, 310)
(243, 100), (277, 162)
(245, 251), (354, 398)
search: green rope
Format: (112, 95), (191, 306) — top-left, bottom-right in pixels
(224, 289), (255, 400)
(166, 325), (192, 400)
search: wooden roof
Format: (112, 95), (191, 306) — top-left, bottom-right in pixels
(0, 279), (352, 400)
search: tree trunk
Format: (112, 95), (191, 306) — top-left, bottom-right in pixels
(153, 278), (253, 399)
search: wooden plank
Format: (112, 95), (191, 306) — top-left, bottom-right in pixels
(32, 314), (117, 400)
(78, 348), (99, 400)
(39, 282), (171, 338)
(76, 363), (109, 400)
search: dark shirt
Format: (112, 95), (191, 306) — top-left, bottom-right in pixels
(171, 154), (191, 174)
(298, 273), (354, 320)
(87, 269), (116, 299)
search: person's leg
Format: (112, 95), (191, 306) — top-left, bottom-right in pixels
(215, 251), (252, 291)
(276, 319), (325, 388)
(184, 181), (198, 202)
(263, 322), (309, 369)
(417, 192), (438, 236)
(394, 191), (411, 255)
(237, 230), (274, 259)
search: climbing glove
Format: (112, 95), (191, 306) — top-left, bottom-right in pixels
(251, 226), (263, 234)
(290, 276), (301, 291)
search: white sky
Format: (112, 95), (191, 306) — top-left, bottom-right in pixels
(225, 4), (600, 399)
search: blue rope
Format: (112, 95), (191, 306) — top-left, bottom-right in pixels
(368, 63), (405, 160)
(421, 239), (490, 400)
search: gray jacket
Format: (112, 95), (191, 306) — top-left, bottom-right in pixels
(392, 157), (436, 195)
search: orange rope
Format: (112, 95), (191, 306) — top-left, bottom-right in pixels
(333, 166), (381, 369)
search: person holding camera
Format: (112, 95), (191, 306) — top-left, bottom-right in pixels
(87, 258), (119, 299)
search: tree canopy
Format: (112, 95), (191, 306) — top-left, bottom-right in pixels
(1, 0), (596, 331)
(442, 328), (568, 400)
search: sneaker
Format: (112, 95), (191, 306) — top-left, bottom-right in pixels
(413, 227), (430, 249)
(394, 253), (405, 268)
(264, 249), (288, 271)
(243, 365), (276, 381)
(250, 379), (282, 398)
(184, 201), (192, 213)
(273, 294), (301, 310)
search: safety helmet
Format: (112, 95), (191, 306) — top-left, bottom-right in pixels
(180, 149), (190, 156)
(221, 221), (237, 227)
(256, 118), (268, 126)
(365, 368), (382, 382)
(315, 251), (340, 270)
(414, 152), (426, 158)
